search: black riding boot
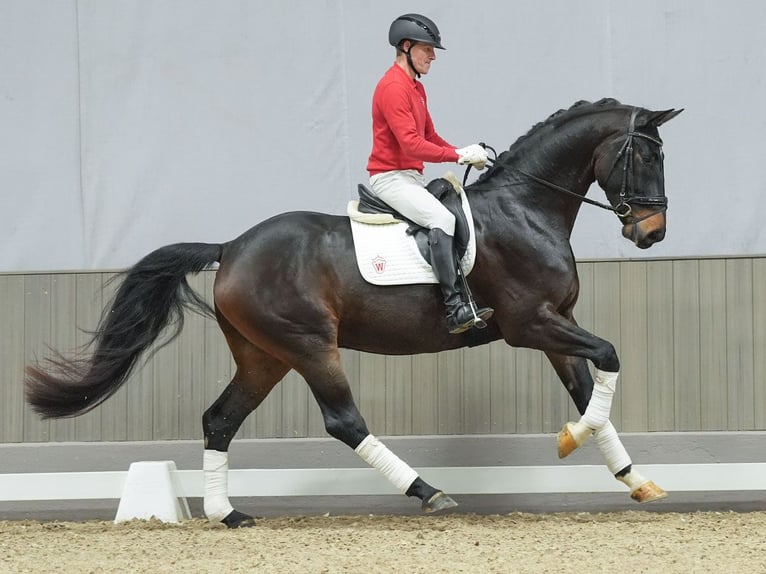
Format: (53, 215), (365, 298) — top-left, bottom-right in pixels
(428, 228), (494, 334)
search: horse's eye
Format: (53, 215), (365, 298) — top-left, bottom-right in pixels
(640, 154), (654, 165)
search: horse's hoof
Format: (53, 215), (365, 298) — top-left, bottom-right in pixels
(422, 491), (458, 513)
(630, 480), (668, 503)
(221, 509), (256, 528)
(557, 422), (590, 458)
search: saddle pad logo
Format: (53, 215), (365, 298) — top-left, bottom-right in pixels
(372, 255), (386, 274)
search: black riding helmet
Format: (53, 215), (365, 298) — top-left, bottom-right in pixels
(388, 13), (445, 50)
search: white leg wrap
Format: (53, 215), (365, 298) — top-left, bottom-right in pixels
(593, 420), (632, 474)
(617, 467), (649, 491)
(355, 434), (419, 493)
(580, 369), (619, 431)
(203, 449), (234, 522)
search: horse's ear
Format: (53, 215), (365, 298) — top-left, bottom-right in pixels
(638, 108), (684, 128)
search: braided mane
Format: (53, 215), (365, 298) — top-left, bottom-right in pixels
(509, 98), (622, 152)
(469, 98), (624, 188)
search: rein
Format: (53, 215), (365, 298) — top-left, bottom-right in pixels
(464, 108), (667, 224)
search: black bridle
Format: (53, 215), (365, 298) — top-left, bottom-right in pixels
(464, 108), (668, 224)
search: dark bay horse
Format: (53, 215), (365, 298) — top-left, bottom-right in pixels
(26, 99), (682, 527)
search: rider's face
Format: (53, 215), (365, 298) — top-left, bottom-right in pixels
(406, 42), (436, 75)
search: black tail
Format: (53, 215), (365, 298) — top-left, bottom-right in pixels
(25, 242), (223, 418)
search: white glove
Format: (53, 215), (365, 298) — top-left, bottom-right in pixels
(456, 144), (488, 170)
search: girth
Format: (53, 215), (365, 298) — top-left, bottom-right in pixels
(356, 178), (471, 263)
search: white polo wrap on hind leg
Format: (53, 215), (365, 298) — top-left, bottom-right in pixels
(203, 449), (234, 522)
(580, 369), (619, 430)
(593, 420), (631, 474)
(594, 420), (648, 490)
(355, 434), (418, 493)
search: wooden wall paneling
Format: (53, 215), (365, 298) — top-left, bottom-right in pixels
(619, 261), (649, 431)
(437, 349), (463, 434)
(410, 352), (439, 435)
(725, 259), (755, 430)
(698, 260), (728, 430)
(672, 260), (702, 430)
(488, 340), (516, 434)
(514, 348), (543, 434)
(383, 355), (413, 436)
(0, 275), (26, 442)
(152, 317), (181, 440)
(645, 261), (676, 431)
(461, 345), (492, 434)
(753, 258), (766, 429)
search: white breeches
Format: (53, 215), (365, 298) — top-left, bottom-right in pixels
(370, 169), (456, 235)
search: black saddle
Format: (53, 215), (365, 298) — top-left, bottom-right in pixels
(356, 178), (471, 264)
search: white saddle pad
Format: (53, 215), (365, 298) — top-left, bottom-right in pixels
(348, 189), (477, 286)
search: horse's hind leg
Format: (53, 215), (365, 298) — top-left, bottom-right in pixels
(296, 348), (457, 513)
(545, 351), (666, 503)
(202, 319), (290, 528)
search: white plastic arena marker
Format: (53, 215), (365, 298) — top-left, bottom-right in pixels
(114, 461), (191, 523)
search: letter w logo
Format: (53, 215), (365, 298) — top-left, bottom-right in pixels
(372, 255), (386, 274)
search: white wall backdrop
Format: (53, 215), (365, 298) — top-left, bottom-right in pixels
(1, 0), (764, 271)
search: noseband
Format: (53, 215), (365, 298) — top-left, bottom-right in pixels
(603, 107), (667, 223)
(469, 108), (667, 225)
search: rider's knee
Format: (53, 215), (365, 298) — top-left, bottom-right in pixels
(430, 211), (456, 236)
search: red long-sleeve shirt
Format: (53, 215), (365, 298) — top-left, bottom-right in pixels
(367, 64), (459, 175)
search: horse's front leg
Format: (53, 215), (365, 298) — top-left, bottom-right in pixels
(506, 306), (621, 456)
(545, 351), (666, 503)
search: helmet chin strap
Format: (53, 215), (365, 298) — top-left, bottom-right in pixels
(403, 42), (421, 79)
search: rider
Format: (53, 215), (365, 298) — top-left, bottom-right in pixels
(367, 13), (494, 334)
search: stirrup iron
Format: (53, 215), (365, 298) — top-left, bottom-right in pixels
(456, 256), (489, 330)
(468, 299), (487, 330)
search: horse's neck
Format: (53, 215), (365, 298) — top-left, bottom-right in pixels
(517, 119), (610, 197)
(474, 113), (621, 237)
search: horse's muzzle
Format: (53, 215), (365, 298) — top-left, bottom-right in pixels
(622, 210), (667, 249)
(623, 221), (666, 249)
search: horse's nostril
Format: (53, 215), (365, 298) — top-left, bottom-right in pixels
(646, 228), (665, 244)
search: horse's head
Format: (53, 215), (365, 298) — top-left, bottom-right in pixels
(594, 107), (683, 249)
